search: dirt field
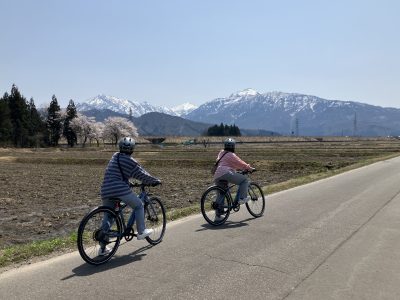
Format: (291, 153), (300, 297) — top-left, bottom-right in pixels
(1, 137), (400, 249)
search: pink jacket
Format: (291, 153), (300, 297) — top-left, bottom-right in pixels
(213, 150), (251, 180)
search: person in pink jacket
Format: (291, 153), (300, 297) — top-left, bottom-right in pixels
(213, 138), (255, 220)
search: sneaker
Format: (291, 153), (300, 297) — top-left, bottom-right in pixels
(137, 228), (154, 240)
(98, 246), (112, 256)
(238, 197), (250, 205)
(214, 214), (225, 222)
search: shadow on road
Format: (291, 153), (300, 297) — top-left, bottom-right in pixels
(195, 217), (253, 232)
(61, 244), (153, 281)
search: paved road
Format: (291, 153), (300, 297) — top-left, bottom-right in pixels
(2, 156), (400, 300)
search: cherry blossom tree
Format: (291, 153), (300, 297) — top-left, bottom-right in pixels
(70, 114), (98, 146)
(88, 121), (104, 146)
(102, 117), (138, 144)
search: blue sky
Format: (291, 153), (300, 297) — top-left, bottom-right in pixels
(0, 0), (399, 108)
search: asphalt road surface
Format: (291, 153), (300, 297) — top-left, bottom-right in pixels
(1, 156), (400, 300)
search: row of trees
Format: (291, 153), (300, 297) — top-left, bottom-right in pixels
(0, 85), (47, 147)
(206, 123), (241, 136)
(0, 85), (138, 147)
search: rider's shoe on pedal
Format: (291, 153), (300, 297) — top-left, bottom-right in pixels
(214, 214), (225, 222)
(137, 228), (154, 240)
(238, 196), (250, 205)
(98, 246), (112, 256)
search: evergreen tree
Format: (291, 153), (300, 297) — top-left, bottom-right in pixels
(46, 95), (62, 146)
(27, 97), (46, 147)
(63, 99), (78, 147)
(129, 107), (133, 121)
(206, 123), (241, 136)
(8, 84), (29, 147)
(0, 93), (12, 145)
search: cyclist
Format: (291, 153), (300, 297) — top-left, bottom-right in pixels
(99, 137), (161, 255)
(213, 138), (255, 221)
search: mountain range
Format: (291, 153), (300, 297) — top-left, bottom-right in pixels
(76, 90), (400, 136)
(76, 94), (197, 117)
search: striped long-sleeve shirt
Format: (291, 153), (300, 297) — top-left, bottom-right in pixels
(101, 152), (159, 199)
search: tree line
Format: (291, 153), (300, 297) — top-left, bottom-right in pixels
(0, 84), (137, 147)
(206, 123), (241, 136)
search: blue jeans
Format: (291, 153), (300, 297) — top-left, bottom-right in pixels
(102, 192), (146, 235)
(215, 171), (249, 215)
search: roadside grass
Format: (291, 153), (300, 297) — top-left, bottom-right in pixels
(1, 152), (399, 270)
(265, 152), (400, 194)
(0, 233), (77, 269)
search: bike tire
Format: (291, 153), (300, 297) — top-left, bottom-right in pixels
(200, 186), (231, 226)
(245, 182), (266, 218)
(144, 197), (167, 245)
(77, 206), (122, 265)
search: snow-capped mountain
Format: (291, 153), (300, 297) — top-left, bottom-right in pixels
(171, 102), (198, 116)
(76, 94), (177, 117)
(186, 89), (400, 136)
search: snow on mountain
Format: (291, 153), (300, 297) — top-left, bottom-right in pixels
(171, 102), (198, 116)
(185, 89), (400, 136)
(76, 94), (177, 117)
(75, 89), (400, 136)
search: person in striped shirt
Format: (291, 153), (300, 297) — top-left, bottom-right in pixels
(99, 137), (161, 255)
(213, 138), (255, 221)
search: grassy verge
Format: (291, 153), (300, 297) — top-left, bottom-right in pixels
(0, 233), (77, 269)
(1, 152), (399, 270)
(265, 153), (400, 195)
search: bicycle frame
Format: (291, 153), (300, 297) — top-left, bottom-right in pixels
(108, 185), (153, 240)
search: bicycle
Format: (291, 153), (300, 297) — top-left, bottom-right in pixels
(77, 182), (166, 265)
(200, 170), (265, 226)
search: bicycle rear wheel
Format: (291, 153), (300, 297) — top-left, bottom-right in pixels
(245, 182), (265, 217)
(200, 186), (231, 226)
(77, 206), (122, 265)
(145, 197), (166, 245)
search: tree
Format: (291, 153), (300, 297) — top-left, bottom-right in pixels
(205, 123), (241, 136)
(27, 97), (46, 147)
(103, 117), (138, 144)
(70, 114), (95, 146)
(63, 99), (78, 147)
(129, 107), (133, 121)
(88, 121), (104, 146)
(8, 84), (30, 146)
(0, 93), (12, 145)
(46, 95), (62, 146)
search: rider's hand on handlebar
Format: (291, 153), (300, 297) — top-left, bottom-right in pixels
(247, 167), (256, 173)
(151, 180), (162, 187)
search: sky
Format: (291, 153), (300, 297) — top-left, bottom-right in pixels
(0, 0), (399, 109)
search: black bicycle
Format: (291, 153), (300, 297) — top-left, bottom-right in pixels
(200, 170), (265, 226)
(77, 182), (166, 265)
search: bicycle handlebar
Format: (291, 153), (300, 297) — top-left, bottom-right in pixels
(238, 169), (257, 175)
(129, 181), (162, 188)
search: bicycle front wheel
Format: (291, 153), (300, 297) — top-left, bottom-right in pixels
(245, 182), (265, 217)
(77, 206), (122, 265)
(145, 197), (166, 245)
(200, 186), (231, 226)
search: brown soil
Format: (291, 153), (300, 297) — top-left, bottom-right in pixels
(0, 138), (399, 249)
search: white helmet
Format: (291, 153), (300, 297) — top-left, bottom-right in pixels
(224, 138), (236, 152)
(118, 137), (135, 154)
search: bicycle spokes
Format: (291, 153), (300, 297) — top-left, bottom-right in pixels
(144, 197), (166, 245)
(77, 207), (122, 265)
(246, 183), (265, 217)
